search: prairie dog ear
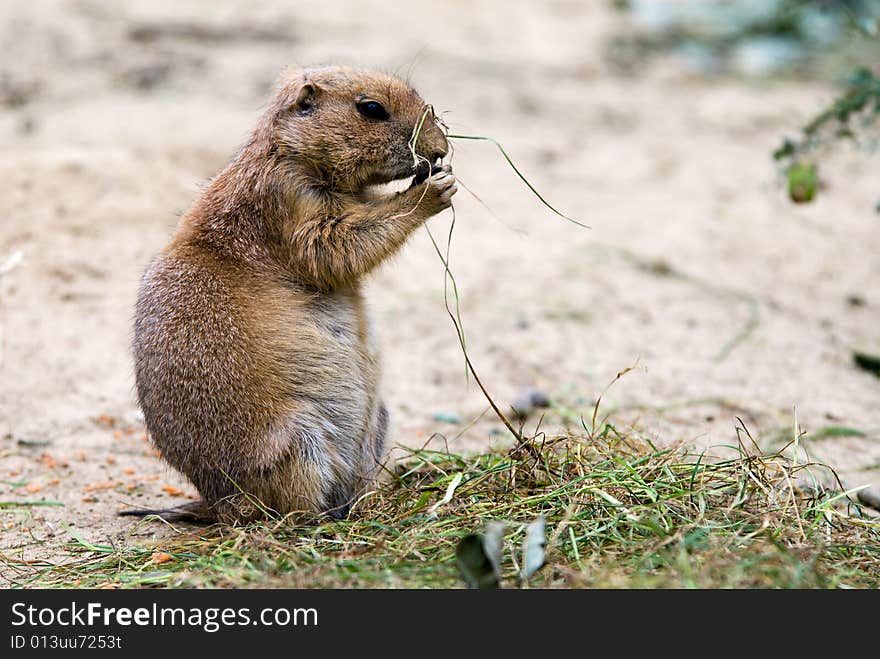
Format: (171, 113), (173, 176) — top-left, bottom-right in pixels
(289, 77), (319, 114)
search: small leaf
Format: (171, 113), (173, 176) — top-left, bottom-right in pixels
(787, 162), (818, 204)
(427, 472), (463, 515)
(412, 491), (431, 510)
(456, 534), (500, 589)
(521, 515), (546, 581)
(772, 137), (796, 161)
(483, 521), (506, 580)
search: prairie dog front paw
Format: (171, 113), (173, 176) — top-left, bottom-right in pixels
(424, 164), (458, 213)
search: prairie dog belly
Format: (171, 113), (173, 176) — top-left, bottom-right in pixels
(272, 288), (382, 475)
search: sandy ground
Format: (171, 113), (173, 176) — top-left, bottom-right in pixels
(1, 1), (878, 584)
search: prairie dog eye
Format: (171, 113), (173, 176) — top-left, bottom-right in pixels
(356, 100), (390, 121)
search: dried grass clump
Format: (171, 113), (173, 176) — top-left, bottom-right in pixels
(7, 421), (878, 589)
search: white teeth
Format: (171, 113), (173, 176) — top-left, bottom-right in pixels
(366, 176), (414, 196)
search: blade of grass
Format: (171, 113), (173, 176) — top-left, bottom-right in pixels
(0, 501), (64, 508)
(446, 133), (590, 228)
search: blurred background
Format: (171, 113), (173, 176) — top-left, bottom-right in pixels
(1, 1), (879, 541)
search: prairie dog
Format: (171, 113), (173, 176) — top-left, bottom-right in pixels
(130, 65), (456, 523)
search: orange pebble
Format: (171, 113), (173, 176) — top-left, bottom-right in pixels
(150, 552), (174, 564)
(39, 453), (58, 469)
(83, 480), (118, 492)
(96, 414), (117, 427)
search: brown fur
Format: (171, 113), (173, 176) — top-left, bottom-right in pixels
(130, 66), (455, 523)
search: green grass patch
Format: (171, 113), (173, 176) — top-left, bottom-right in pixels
(0, 501), (64, 508)
(4, 426), (879, 589)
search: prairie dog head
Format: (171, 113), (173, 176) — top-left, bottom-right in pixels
(265, 65), (449, 193)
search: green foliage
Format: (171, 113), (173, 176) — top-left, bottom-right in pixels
(775, 67), (880, 161)
(609, 0), (880, 77)
(774, 67), (880, 205)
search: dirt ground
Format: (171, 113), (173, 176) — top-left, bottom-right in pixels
(1, 1), (878, 584)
